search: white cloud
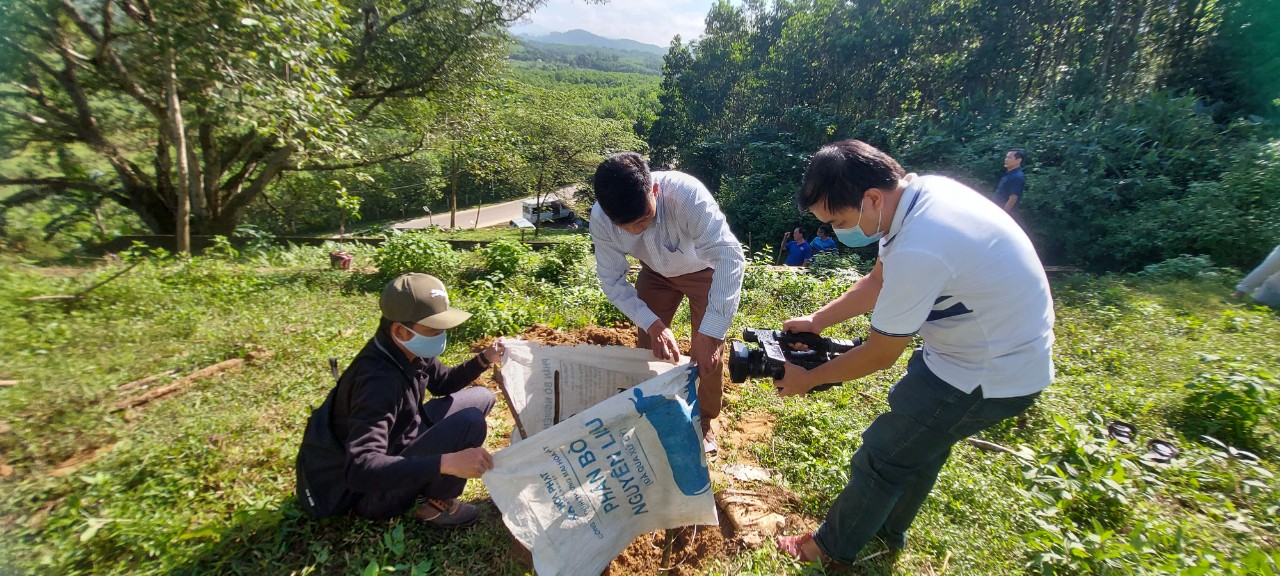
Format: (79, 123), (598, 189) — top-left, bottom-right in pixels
(519, 0), (718, 47)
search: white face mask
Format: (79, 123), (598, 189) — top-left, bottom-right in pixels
(832, 197), (884, 247)
(397, 326), (447, 359)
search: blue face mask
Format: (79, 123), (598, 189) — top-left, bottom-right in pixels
(397, 325), (447, 359)
(832, 197), (884, 247)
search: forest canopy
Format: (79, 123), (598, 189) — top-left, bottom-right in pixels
(650, 0), (1280, 270)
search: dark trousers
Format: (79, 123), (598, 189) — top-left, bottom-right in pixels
(634, 265), (723, 432)
(354, 387), (494, 520)
(814, 351), (1039, 563)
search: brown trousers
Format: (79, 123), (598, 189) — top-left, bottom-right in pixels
(634, 265), (724, 431)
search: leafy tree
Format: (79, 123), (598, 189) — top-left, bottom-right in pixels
(0, 0), (543, 252)
(502, 83), (643, 234)
(650, 0), (1280, 267)
(424, 87), (520, 228)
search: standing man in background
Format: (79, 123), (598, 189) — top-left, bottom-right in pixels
(994, 148), (1026, 215)
(590, 152), (746, 456)
(782, 227), (812, 267)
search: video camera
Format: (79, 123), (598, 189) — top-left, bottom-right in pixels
(728, 328), (863, 392)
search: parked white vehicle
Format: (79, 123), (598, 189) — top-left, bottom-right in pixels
(521, 198), (573, 224)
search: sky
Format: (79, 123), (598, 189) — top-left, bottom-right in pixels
(516, 0), (721, 47)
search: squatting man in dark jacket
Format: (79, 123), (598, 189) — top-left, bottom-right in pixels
(773, 140), (1055, 564)
(295, 273), (503, 528)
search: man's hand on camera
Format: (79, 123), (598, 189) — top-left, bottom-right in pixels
(690, 332), (723, 369)
(440, 447), (494, 479)
(647, 319), (681, 363)
(783, 314), (824, 335)
(774, 361), (812, 397)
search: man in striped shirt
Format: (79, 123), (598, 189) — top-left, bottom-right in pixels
(590, 152), (746, 455)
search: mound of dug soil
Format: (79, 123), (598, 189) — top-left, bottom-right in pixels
(471, 322), (638, 352)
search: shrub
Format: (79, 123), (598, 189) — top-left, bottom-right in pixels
(1018, 414), (1147, 574)
(232, 224), (277, 256)
(373, 231), (461, 280)
(1137, 254), (1221, 280)
(451, 275), (534, 342)
(807, 250), (872, 279)
(479, 239), (532, 278)
(1173, 357), (1276, 453)
(1019, 413), (1139, 533)
(533, 236), (593, 285)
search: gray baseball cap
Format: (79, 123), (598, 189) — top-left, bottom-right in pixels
(379, 273), (471, 329)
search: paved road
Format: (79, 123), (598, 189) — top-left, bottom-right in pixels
(390, 188), (574, 230)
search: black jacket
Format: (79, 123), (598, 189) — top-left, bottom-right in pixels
(296, 329), (486, 519)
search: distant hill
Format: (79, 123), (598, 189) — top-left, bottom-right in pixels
(519, 29), (667, 56)
(510, 36), (665, 75)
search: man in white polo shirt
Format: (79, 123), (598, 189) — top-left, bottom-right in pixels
(591, 152), (746, 455)
(773, 140), (1055, 565)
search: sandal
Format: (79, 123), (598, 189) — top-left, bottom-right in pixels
(777, 532), (830, 565)
(703, 429), (719, 462)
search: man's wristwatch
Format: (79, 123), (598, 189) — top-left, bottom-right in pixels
(477, 353), (491, 368)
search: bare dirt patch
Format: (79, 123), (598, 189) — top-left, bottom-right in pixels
(470, 323), (804, 574)
(606, 524), (730, 576)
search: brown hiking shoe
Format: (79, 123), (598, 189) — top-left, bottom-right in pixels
(413, 498), (479, 529)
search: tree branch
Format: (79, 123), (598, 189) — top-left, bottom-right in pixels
(284, 133), (426, 172)
(347, 2), (512, 116)
(119, 0), (157, 24)
(0, 36), (63, 80)
(0, 176), (110, 196)
(0, 105), (51, 126)
(221, 145), (296, 221)
(0, 187), (48, 209)
(59, 0), (160, 113)
(218, 130), (264, 170)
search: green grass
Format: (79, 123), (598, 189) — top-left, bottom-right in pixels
(0, 247), (1277, 575)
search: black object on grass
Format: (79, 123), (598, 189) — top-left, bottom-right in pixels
(1145, 439), (1179, 463)
(1106, 420), (1137, 444)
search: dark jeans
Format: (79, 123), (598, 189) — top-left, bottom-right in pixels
(354, 387), (494, 520)
(813, 351), (1040, 563)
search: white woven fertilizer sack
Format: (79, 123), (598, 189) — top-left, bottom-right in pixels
(496, 339), (686, 441)
(483, 341), (717, 576)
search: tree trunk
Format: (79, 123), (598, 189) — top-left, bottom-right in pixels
(162, 39), (191, 254)
(449, 140), (459, 229)
(534, 170), (545, 237)
(93, 205), (108, 237)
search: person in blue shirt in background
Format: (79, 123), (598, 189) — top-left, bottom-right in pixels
(782, 227), (812, 266)
(809, 224), (839, 261)
(994, 149), (1026, 215)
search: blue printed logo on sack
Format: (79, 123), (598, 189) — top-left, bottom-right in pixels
(630, 367), (709, 496)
